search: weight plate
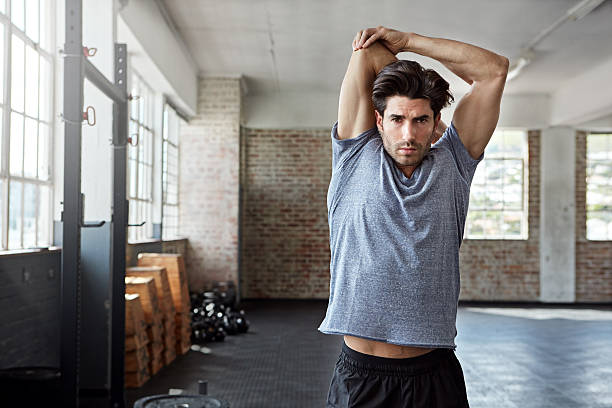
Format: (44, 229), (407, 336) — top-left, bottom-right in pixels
(134, 394), (230, 408)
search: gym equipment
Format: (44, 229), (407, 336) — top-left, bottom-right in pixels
(133, 394), (230, 408)
(133, 378), (230, 408)
(190, 283), (250, 344)
(60, 1), (130, 406)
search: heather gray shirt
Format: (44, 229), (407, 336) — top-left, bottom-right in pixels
(318, 121), (483, 349)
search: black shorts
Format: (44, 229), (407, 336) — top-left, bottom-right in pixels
(326, 341), (470, 408)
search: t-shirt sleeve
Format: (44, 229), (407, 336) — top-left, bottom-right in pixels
(331, 121), (379, 170)
(433, 122), (484, 184)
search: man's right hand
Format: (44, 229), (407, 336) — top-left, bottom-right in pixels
(352, 26), (410, 55)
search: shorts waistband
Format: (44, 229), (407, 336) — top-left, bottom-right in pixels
(340, 341), (454, 376)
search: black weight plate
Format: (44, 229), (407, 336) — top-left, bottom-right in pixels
(134, 394), (230, 408)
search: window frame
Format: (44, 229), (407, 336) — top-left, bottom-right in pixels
(1, 1), (55, 251)
(127, 69), (155, 243)
(465, 128), (529, 240)
(161, 101), (182, 241)
(585, 132), (612, 241)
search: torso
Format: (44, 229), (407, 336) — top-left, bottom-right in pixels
(344, 335), (435, 358)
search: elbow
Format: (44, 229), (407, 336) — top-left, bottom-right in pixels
(495, 56), (510, 79)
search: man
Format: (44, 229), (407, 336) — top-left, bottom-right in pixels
(318, 26), (508, 407)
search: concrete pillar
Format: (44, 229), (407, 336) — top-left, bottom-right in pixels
(540, 127), (575, 302)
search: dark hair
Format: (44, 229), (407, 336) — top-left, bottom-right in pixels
(372, 60), (454, 118)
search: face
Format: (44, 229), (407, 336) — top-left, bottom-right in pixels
(375, 96), (440, 177)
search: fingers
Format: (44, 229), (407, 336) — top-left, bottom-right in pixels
(352, 27), (383, 51)
(352, 30), (363, 51)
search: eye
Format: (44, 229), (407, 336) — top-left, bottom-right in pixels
(417, 117), (428, 123)
(391, 117), (401, 123)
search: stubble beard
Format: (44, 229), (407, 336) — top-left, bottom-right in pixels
(380, 128), (434, 170)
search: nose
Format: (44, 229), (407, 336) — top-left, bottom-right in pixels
(401, 122), (416, 142)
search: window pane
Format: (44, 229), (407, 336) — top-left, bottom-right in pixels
(1, 0), (5, 14)
(10, 112), (23, 175)
(0, 27), (4, 101)
(586, 211), (612, 241)
(503, 160), (523, 185)
(485, 160), (503, 185)
(503, 183), (523, 210)
(470, 187), (486, 210)
(466, 210), (485, 238)
(502, 211), (522, 237)
(138, 160), (144, 198)
(11, 0), (24, 31)
(486, 185), (504, 210)
(38, 122), (49, 180)
(23, 116), (37, 177)
(39, 56), (51, 121)
(129, 158), (137, 197)
(11, 34), (25, 112)
(25, 44), (39, 117)
(8, 180), (22, 249)
(162, 108), (168, 141)
(25, 0), (38, 43)
(37, 184), (49, 246)
(23, 182), (36, 248)
(587, 135), (609, 161)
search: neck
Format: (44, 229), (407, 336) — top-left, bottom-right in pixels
(399, 164), (418, 178)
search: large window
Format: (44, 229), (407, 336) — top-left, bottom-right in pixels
(1, 0), (54, 250)
(465, 129), (528, 239)
(161, 103), (183, 240)
(127, 71), (154, 242)
(586, 133), (612, 240)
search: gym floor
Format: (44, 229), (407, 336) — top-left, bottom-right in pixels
(125, 300), (612, 408)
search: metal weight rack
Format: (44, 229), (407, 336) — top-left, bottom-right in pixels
(61, 0), (129, 406)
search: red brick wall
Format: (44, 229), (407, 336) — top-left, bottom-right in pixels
(575, 132), (612, 302)
(458, 130), (541, 301)
(241, 128), (331, 298)
(179, 78), (241, 290)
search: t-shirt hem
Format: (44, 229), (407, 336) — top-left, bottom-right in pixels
(318, 327), (457, 350)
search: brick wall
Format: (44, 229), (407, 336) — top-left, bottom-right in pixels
(0, 251), (61, 368)
(179, 78), (241, 291)
(458, 130), (541, 301)
(575, 132), (612, 302)
(240, 128), (545, 300)
(241, 128), (331, 298)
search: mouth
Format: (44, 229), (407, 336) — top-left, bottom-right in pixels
(399, 148), (417, 153)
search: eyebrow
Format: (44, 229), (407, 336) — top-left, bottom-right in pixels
(388, 114), (430, 121)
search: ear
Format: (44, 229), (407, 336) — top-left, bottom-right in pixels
(375, 110), (384, 133)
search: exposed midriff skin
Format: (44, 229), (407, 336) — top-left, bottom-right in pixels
(344, 335), (435, 358)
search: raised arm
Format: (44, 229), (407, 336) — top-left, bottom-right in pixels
(337, 41), (396, 140)
(355, 27), (509, 159)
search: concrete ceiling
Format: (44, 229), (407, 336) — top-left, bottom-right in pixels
(162, 0), (612, 97)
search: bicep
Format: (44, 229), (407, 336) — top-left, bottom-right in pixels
(452, 75), (507, 159)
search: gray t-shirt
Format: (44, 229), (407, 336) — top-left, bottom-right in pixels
(318, 121), (483, 349)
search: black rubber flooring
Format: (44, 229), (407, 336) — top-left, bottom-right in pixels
(125, 300), (612, 408)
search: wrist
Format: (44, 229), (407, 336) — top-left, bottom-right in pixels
(402, 32), (415, 52)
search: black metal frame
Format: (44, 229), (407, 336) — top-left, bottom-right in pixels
(61, 1), (128, 406)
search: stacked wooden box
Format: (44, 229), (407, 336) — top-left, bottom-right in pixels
(124, 294), (150, 388)
(137, 253), (192, 355)
(125, 276), (165, 376)
(126, 266), (177, 365)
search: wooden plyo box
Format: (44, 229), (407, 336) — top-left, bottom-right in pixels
(136, 253), (191, 314)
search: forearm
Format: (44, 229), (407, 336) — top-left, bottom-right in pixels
(403, 33), (508, 84)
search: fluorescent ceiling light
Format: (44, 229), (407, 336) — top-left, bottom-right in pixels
(567, 0), (607, 20)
